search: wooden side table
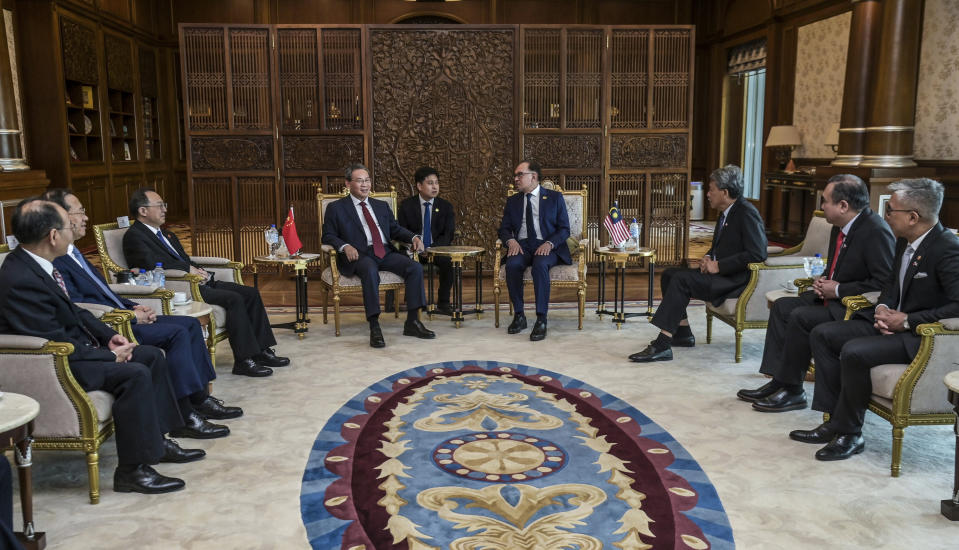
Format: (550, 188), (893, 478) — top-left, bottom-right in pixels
(594, 246), (656, 329)
(252, 254), (321, 339)
(424, 246), (485, 328)
(0, 392), (45, 549)
(943, 370), (959, 520)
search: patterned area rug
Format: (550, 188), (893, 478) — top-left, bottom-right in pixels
(301, 360), (733, 549)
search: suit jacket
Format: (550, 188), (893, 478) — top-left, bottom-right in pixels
(398, 195), (455, 247)
(824, 208), (895, 299)
(0, 247), (118, 367)
(54, 252), (138, 311)
(123, 220), (198, 273)
(497, 186), (572, 265)
(321, 195), (416, 275)
(705, 196), (768, 288)
(858, 223), (959, 330)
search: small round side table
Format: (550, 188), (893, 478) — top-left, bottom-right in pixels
(0, 392), (44, 548)
(424, 246), (485, 328)
(594, 246), (656, 329)
(942, 370), (959, 520)
(252, 254), (321, 339)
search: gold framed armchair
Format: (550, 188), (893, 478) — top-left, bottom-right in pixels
(492, 182), (588, 330)
(316, 187), (404, 336)
(841, 292), (957, 476)
(706, 210), (832, 362)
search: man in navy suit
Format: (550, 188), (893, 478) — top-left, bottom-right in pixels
(498, 160), (571, 341)
(790, 178), (959, 461)
(43, 189), (242, 430)
(629, 164), (767, 362)
(321, 163), (436, 348)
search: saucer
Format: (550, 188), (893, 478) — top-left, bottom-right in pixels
(780, 283), (798, 293)
(172, 299), (193, 306)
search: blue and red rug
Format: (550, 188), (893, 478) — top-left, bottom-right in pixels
(302, 361), (734, 549)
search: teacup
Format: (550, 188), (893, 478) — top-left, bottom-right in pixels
(173, 291), (188, 304)
(781, 281), (797, 292)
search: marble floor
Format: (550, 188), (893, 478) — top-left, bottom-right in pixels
(8, 305), (958, 549)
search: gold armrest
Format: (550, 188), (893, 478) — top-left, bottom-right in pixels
(794, 277), (813, 294)
(101, 310), (137, 341)
(842, 294), (874, 320)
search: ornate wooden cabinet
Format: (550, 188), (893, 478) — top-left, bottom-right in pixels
(180, 24), (693, 267)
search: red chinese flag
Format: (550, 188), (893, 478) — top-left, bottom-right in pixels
(282, 206), (302, 255)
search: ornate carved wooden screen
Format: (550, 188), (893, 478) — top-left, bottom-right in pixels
(369, 26), (516, 257)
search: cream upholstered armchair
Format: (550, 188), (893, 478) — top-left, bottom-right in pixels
(841, 292), (958, 476)
(492, 182), (588, 329)
(316, 187), (404, 336)
(706, 210), (832, 362)
(93, 222), (240, 361)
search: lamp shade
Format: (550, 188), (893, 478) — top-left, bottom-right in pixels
(824, 123), (840, 146)
(765, 125), (801, 147)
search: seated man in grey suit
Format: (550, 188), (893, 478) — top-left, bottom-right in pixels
(321, 163), (436, 348)
(738, 174), (894, 412)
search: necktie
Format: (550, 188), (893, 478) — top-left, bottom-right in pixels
(52, 268), (69, 297)
(423, 201), (432, 248)
(71, 247), (125, 308)
(156, 228), (182, 259)
(827, 231), (845, 280)
(896, 245), (915, 310)
(525, 193), (536, 241)
(711, 212), (726, 259)
(360, 201), (386, 258)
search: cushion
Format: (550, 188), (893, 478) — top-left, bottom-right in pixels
(496, 263), (584, 282)
(707, 298), (738, 317)
(871, 363), (908, 400)
(321, 267), (405, 286)
(102, 227), (130, 270)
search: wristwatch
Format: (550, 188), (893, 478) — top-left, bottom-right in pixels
(903, 318), (910, 330)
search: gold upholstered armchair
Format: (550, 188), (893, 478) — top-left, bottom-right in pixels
(492, 182), (588, 330)
(706, 210), (832, 362)
(841, 292), (958, 477)
(316, 187), (404, 336)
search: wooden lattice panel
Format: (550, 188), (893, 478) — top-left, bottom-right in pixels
(565, 30), (602, 129)
(284, 177), (323, 254)
(610, 30), (649, 129)
(229, 29), (271, 130)
(648, 173), (688, 265)
(322, 29), (362, 130)
(651, 30), (691, 129)
(192, 177), (235, 260)
(278, 28), (319, 130)
(237, 177), (276, 264)
(564, 175), (602, 264)
(183, 28), (227, 130)
(523, 29), (560, 129)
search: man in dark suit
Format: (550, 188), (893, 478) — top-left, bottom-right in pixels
(321, 163), (436, 348)
(790, 178), (959, 461)
(122, 188), (288, 377)
(0, 198), (203, 494)
(498, 160), (571, 342)
(629, 164), (767, 362)
(44, 189), (242, 429)
(738, 175), (895, 412)
(397, 166), (456, 314)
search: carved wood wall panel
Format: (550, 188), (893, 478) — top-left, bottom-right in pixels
(183, 27), (227, 130)
(191, 177), (235, 259)
(104, 33), (135, 92)
(610, 134), (687, 169)
(651, 30), (691, 129)
(370, 28), (515, 257)
(139, 48), (158, 97)
(523, 135), (602, 169)
(237, 177), (276, 264)
(60, 17), (98, 84)
(282, 136), (363, 171)
(191, 136), (274, 171)
(229, 28), (272, 130)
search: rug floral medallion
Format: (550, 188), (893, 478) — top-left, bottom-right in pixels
(302, 361), (734, 549)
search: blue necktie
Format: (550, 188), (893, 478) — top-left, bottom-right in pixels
(71, 247), (125, 308)
(423, 201), (432, 248)
(156, 228), (182, 259)
(525, 193), (535, 240)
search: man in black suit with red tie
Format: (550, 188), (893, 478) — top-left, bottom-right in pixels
(629, 164), (767, 362)
(398, 166), (456, 314)
(0, 198), (203, 494)
(790, 178), (959, 461)
(321, 163), (436, 348)
(738, 174), (895, 412)
(122, 188), (288, 378)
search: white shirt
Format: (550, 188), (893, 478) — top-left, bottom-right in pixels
(876, 225), (935, 313)
(517, 184), (543, 241)
(142, 222), (181, 257)
(23, 248), (55, 277)
(343, 194), (387, 252)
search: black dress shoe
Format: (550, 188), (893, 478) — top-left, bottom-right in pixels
(530, 319), (547, 341)
(737, 380), (783, 403)
(403, 318), (436, 339)
(789, 422), (836, 444)
(232, 358), (273, 377)
(507, 313), (528, 334)
(628, 343), (673, 362)
(370, 325), (386, 348)
(195, 395), (243, 420)
(114, 465), (185, 494)
(170, 411), (230, 439)
(815, 434), (865, 461)
(672, 334), (695, 347)
(434, 303), (454, 316)
(752, 389), (807, 412)
(159, 438), (206, 464)
(254, 348), (290, 367)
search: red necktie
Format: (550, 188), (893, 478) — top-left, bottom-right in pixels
(828, 231), (845, 280)
(360, 201), (386, 258)
(52, 268), (70, 297)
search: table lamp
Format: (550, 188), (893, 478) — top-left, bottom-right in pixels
(765, 125), (801, 170)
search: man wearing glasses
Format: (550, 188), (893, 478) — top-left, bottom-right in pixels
(790, 178), (959, 462)
(498, 160), (571, 341)
(123, 188), (288, 377)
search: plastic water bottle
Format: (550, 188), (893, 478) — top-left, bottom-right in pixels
(629, 218), (641, 250)
(265, 224), (279, 257)
(126, 268), (139, 285)
(135, 268), (150, 286)
(153, 262), (165, 287)
(810, 253), (825, 278)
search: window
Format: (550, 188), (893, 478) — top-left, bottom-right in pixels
(721, 39), (767, 200)
(740, 69), (765, 200)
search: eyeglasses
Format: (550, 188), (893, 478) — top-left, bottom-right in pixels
(351, 178), (372, 185)
(55, 224), (75, 234)
(68, 207), (86, 216)
(144, 202), (168, 210)
(884, 207), (917, 217)
(513, 171), (535, 179)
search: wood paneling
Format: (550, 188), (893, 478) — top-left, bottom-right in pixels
(172, 0), (259, 25)
(272, 0), (354, 24)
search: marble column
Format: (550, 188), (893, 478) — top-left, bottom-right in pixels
(0, 11), (27, 171)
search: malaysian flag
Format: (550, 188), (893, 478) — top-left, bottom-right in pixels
(604, 202), (630, 245)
